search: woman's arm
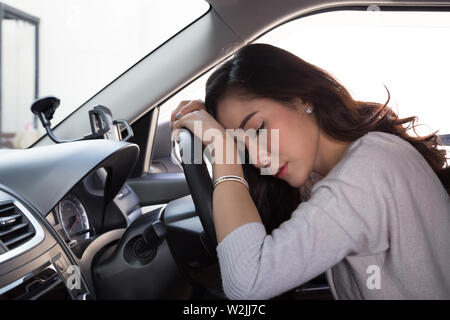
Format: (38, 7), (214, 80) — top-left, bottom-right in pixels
(213, 143), (391, 300)
(209, 135), (361, 300)
(169, 100), (262, 242)
(210, 132), (262, 243)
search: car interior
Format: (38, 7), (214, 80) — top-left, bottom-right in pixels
(0, 0), (449, 300)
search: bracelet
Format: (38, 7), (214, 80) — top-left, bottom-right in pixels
(213, 175), (249, 190)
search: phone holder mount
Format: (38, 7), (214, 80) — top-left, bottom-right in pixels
(31, 96), (133, 144)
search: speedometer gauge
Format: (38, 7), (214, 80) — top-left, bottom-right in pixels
(58, 194), (91, 241)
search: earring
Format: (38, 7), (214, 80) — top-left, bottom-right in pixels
(305, 105), (313, 115)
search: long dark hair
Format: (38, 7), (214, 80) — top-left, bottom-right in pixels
(204, 43), (450, 233)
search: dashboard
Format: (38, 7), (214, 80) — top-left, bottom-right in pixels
(0, 139), (141, 299)
(0, 138), (225, 300)
(46, 168), (141, 259)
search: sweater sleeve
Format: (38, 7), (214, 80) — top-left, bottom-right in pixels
(216, 147), (393, 300)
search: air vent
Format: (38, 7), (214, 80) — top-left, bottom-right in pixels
(0, 202), (36, 251)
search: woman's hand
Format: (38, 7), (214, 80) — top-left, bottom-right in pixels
(170, 99), (227, 146)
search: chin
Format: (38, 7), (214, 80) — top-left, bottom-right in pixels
(283, 176), (302, 188)
(288, 171), (311, 188)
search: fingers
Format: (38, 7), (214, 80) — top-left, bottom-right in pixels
(171, 109), (202, 130)
(170, 100), (193, 123)
(170, 99), (205, 124)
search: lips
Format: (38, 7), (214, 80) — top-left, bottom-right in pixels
(275, 163), (288, 179)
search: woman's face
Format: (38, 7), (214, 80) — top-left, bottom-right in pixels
(216, 95), (321, 188)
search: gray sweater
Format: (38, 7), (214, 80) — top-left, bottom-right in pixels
(216, 131), (450, 300)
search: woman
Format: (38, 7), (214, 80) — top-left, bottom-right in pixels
(170, 44), (450, 300)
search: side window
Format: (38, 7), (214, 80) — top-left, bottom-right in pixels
(255, 9), (450, 148)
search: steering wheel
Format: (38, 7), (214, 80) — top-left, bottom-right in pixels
(175, 128), (218, 256)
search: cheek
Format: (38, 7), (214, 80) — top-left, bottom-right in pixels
(270, 118), (316, 160)
(278, 122), (319, 184)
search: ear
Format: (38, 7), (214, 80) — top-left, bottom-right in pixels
(292, 97), (309, 108)
(290, 97), (308, 114)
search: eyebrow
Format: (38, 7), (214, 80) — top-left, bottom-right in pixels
(238, 111), (258, 129)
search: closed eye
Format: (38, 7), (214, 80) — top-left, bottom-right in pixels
(256, 121), (265, 136)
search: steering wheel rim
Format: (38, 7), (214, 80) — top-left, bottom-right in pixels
(175, 128), (218, 255)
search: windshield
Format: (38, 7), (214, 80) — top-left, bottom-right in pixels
(0, 0), (210, 149)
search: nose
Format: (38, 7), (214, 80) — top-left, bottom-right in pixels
(240, 134), (272, 169)
(253, 151), (272, 169)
